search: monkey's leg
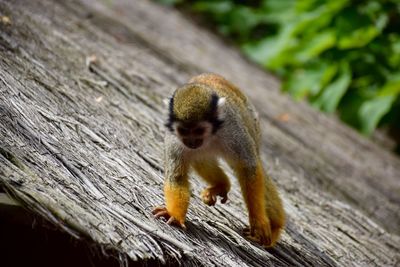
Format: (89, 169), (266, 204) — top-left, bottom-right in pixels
(192, 159), (231, 206)
(264, 174), (285, 246)
(234, 160), (273, 247)
(152, 175), (190, 229)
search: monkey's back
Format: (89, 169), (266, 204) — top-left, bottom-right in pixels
(189, 73), (261, 149)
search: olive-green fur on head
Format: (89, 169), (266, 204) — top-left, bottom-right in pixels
(173, 83), (213, 122)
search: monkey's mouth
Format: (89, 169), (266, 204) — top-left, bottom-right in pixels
(183, 139), (203, 149)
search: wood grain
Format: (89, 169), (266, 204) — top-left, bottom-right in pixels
(0, 0), (399, 266)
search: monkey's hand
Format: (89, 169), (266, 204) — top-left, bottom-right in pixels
(200, 184), (229, 206)
(243, 218), (273, 247)
(152, 206), (187, 229)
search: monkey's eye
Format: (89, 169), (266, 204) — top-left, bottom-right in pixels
(193, 127), (205, 135)
(177, 127), (190, 136)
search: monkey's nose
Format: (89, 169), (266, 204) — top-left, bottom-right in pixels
(184, 139), (203, 149)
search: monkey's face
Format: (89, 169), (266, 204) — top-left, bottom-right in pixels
(165, 84), (226, 149)
(175, 121), (213, 149)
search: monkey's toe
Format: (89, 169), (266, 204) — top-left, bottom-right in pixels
(242, 226), (251, 235)
(243, 222), (273, 247)
(152, 206), (170, 220)
(152, 207), (186, 229)
(166, 216), (187, 229)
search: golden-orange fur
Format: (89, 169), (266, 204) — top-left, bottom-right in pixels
(233, 160), (285, 246)
(164, 179), (190, 226)
(192, 159), (230, 206)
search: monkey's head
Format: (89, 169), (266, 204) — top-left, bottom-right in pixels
(166, 84), (226, 149)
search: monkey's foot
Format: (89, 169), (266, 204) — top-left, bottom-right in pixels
(152, 207), (186, 229)
(243, 220), (273, 247)
(201, 186), (228, 206)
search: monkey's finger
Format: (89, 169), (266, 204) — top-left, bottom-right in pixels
(154, 210), (170, 219)
(166, 217), (175, 225)
(166, 217), (187, 230)
(152, 206), (166, 214)
(242, 226), (251, 235)
(246, 235), (260, 243)
(262, 240), (273, 248)
(180, 222), (187, 230)
(243, 231), (260, 243)
(260, 233), (272, 246)
(210, 195), (217, 206)
(220, 194), (228, 204)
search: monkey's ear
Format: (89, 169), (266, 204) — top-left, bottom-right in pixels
(217, 97), (226, 120)
(163, 98), (170, 107)
(217, 97), (226, 107)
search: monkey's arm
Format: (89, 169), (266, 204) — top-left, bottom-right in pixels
(153, 171), (190, 229)
(153, 137), (190, 228)
(192, 159), (231, 206)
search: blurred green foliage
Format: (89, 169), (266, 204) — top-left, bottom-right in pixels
(160, 0), (400, 135)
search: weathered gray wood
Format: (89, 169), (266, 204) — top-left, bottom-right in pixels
(0, 0), (399, 266)
(0, 192), (19, 206)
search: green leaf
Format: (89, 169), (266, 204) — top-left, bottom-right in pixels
(243, 23), (296, 70)
(338, 25), (380, 49)
(243, 36), (280, 67)
(312, 63), (351, 113)
(378, 77), (400, 97)
(359, 95), (396, 135)
(389, 35), (400, 68)
(262, 0), (296, 16)
(335, 7), (386, 49)
(283, 61), (338, 100)
(291, 0), (348, 36)
(192, 1), (232, 13)
(227, 7), (261, 39)
(157, 0), (182, 5)
(294, 30), (336, 63)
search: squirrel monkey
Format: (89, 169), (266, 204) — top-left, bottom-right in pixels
(152, 73), (285, 247)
